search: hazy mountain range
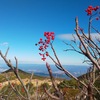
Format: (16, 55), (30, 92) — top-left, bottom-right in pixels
(0, 64), (90, 79)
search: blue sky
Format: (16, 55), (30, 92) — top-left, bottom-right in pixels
(0, 0), (100, 65)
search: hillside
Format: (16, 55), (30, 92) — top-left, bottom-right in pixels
(0, 68), (99, 100)
(78, 69), (100, 80)
(0, 68), (47, 83)
(1, 68), (30, 74)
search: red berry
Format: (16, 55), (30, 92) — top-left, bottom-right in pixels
(46, 36), (50, 40)
(88, 5), (93, 8)
(41, 57), (46, 61)
(87, 11), (92, 15)
(94, 7), (98, 11)
(48, 32), (51, 36)
(44, 32), (47, 36)
(46, 39), (50, 44)
(51, 32), (54, 34)
(40, 38), (42, 40)
(96, 17), (99, 20)
(46, 52), (49, 56)
(96, 6), (99, 9)
(46, 32), (49, 35)
(51, 36), (55, 40)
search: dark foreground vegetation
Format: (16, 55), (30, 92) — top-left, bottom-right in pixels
(0, 68), (99, 100)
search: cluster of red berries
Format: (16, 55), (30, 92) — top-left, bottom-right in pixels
(36, 32), (55, 61)
(85, 5), (99, 15)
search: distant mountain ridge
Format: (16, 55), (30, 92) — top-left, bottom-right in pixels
(1, 68), (31, 75)
(0, 64), (90, 79)
(1, 68), (100, 82)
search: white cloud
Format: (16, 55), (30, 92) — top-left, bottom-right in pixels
(0, 42), (9, 46)
(57, 33), (100, 40)
(57, 33), (78, 40)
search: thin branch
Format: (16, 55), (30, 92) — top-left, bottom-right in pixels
(4, 47), (9, 58)
(0, 50), (31, 100)
(63, 41), (83, 54)
(44, 87), (60, 100)
(91, 25), (100, 34)
(46, 63), (64, 100)
(49, 42), (88, 88)
(75, 17), (100, 71)
(27, 72), (34, 91)
(46, 63), (59, 91)
(50, 43), (62, 66)
(15, 57), (18, 71)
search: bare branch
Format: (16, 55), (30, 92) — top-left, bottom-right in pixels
(0, 50), (31, 100)
(27, 72), (34, 91)
(91, 25), (100, 34)
(46, 63), (58, 91)
(75, 17), (100, 71)
(63, 41), (83, 54)
(15, 57), (18, 71)
(46, 63), (64, 100)
(44, 87), (60, 100)
(4, 47), (9, 58)
(49, 42), (88, 88)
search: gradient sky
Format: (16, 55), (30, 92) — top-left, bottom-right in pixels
(0, 0), (100, 65)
